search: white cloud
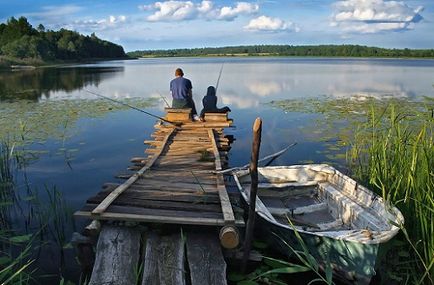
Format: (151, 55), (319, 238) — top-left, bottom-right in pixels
(244, 15), (299, 32)
(331, 0), (424, 33)
(68, 15), (127, 31)
(25, 5), (82, 21)
(217, 2), (259, 21)
(147, 1), (197, 21)
(143, 1), (258, 22)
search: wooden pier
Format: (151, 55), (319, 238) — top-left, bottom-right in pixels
(74, 109), (244, 285)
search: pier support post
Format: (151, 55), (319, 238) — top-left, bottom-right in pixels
(241, 117), (262, 273)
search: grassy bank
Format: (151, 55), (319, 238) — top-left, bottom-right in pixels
(0, 55), (43, 69)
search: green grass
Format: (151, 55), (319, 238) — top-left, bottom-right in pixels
(1, 140), (77, 284)
(346, 104), (433, 284)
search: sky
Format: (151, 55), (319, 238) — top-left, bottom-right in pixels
(1, 0), (433, 51)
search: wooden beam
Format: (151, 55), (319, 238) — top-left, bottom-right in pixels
(91, 127), (176, 215)
(208, 129), (235, 225)
(75, 210), (244, 226)
(208, 129), (222, 172)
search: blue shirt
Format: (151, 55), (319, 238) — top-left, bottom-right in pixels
(170, 77), (192, 100)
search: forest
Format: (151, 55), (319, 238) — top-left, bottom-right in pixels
(128, 44), (434, 58)
(0, 16), (126, 65)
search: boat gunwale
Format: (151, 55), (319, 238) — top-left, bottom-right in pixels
(233, 164), (404, 245)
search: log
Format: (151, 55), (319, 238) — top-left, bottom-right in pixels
(88, 225), (141, 285)
(219, 226), (239, 249)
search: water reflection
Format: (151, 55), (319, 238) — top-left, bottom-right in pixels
(0, 66), (124, 101)
(0, 57), (433, 284)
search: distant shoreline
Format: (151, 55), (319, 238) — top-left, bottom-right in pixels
(128, 44), (434, 60)
(135, 54), (434, 60)
(0, 56), (131, 70)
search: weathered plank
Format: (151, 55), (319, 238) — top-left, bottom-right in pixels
(157, 233), (186, 285)
(92, 127), (176, 215)
(75, 209), (245, 226)
(186, 231), (227, 285)
(87, 196), (223, 212)
(209, 129), (235, 224)
(88, 225), (141, 285)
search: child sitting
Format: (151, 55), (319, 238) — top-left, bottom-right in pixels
(199, 86), (231, 120)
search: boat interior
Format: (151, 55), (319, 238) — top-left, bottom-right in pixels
(234, 165), (403, 242)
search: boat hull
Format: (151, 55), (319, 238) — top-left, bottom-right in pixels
(234, 165), (403, 284)
(257, 215), (381, 284)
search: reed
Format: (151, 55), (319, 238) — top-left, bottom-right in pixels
(346, 104), (433, 284)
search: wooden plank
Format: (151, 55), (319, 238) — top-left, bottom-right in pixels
(90, 189), (223, 204)
(85, 204), (224, 219)
(209, 129), (235, 224)
(186, 231), (227, 285)
(88, 225), (141, 285)
(142, 232), (160, 285)
(157, 233), (186, 285)
(92, 127), (176, 215)
(87, 196), (223, 213)
(142, 231), (188, 285)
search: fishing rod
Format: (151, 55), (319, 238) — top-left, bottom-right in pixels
(157, 91), (170, 108)
(215, 62), (225, 93)
(84, 89), (179, 126)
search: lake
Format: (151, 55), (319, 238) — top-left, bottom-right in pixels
(1, 57), (433, 283)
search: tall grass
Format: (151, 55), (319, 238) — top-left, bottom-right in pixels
(1, 140), (76, 283)
(346, 104), (433, 284)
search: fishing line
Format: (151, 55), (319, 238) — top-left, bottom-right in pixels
(215, 62), (225, 93)
(84, 89), (178, 126)
(157, 91), (171, 108)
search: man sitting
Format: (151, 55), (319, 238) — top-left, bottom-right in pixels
(199, 86), (231, 120)
(170, 68), (200, 121)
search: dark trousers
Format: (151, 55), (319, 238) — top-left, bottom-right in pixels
(200, 106), (231, 118)
(172, 98), (197, 115)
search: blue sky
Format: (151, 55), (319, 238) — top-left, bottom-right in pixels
(1, 0), (433, 51)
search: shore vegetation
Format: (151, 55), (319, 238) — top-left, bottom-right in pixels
(269, 96), (434, 283)
(0, 16), (126, 68)
(129, 44), (434, 58)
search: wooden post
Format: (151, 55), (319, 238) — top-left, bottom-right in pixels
(241, 117), (262, 273)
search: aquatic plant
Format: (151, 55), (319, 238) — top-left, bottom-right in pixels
(0, 97), (158, 146)
(1, 139), (78, 283)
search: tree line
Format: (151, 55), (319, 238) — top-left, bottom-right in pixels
(128, 44), (434, 58)
(0, 17), (126, 63)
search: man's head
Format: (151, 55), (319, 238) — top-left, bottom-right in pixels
(175, 68), (184, 77)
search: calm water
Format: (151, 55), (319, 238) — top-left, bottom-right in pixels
(1, 57), (434, 283)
